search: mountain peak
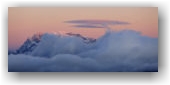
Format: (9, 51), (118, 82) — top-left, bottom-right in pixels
(12, 32), (96, 55)
(29, 32), (43, 42)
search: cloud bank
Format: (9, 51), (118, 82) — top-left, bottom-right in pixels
(8, 30), (158, 72)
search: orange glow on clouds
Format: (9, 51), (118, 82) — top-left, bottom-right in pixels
(8, 7), (158, 50)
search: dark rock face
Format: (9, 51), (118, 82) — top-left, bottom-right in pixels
(66, 32), (96, 43)
(16, 33), (42, 54)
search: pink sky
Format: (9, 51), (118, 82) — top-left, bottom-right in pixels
(8, 7), (158, 50)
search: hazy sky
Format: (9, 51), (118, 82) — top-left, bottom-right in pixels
(8, 7), (158, 50)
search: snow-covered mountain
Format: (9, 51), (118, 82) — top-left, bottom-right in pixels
(16, 33), (42, 54)
(9, 32), (96, 55)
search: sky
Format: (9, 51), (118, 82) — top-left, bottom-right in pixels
(8, 7), (158, 50)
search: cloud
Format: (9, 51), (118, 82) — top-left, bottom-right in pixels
(8, 54), (99, 72)
(65, 20), (130, 28)
(73, 25), (104, 28)
(8, 30), (158, 72)
(65, 20), (129, 25)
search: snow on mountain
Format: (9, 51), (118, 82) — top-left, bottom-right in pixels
(16, 33), (42, 54)
(11, 32), (96, 55)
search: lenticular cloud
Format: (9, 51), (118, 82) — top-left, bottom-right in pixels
(65, 20), (129, 29)
(8, 30), (158, 72)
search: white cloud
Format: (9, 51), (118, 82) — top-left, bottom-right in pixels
(8, 30), (158, 72)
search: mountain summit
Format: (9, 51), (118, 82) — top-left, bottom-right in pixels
(16, 33), (43, 54)
(9, 32), (96, 55)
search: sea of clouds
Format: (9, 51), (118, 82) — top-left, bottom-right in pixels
(8, 30), (158, 72)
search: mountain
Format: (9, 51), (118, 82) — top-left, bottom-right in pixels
(66, 32), (96, 43)
(9, 32), (96, 55)
(16, 33), (42, 54)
